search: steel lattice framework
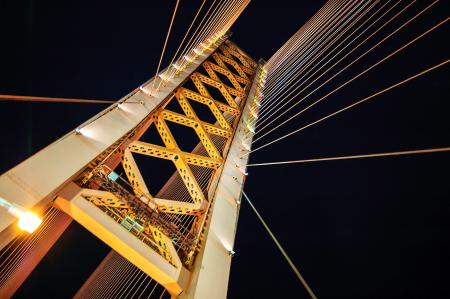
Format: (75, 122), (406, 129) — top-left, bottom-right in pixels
(72, 39), (257, 268)
(0, 36), (262, 298)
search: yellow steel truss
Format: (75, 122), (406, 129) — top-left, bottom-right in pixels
(85, 39), (256, 266)
(80, 188), (178, 265)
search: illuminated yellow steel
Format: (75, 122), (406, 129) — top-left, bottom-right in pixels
(193, 72), (245, 104)
(122, 148), (152, 198)
(153, 198), (203, 216)
(79, 189), (177, 265)
(219, 46), (255, 76)
(203, 61), (244, 92)
(80, 40), (258, 269)
(81, 189), (128, 209)
(220, 45), (254, 74)
(129, 141), (221, 170)
(162, 108), (231, 139)
(181, 85), (231, 130)
(161, 109), (222, 161)
(224, 40), (258, 69)
(154, 116), (207, 205)
(181, 87), (239, 118)
(212, 52), (249, 81)
(202, 123), (232, 138)
(147, 226), (178, 266)
(174, 92), (222, 157)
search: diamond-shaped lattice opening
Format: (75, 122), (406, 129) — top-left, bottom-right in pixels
(131, 149), (183, 198)
(164, 96), (186, 115)
(156, 168), (202, 204)
(182, 78), (199, 91)
(225, 43), (253, 67)
(201, 81), (233, 106)
(188, 98), (217, 125)
(220, 57), (245, 78)
(139, 123), (166, 147)
(195, 65), (212, 78)
(165, 121), (209, 156)
(214, 69), (243, 91)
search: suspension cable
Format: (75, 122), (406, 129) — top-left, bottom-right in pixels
(247, 147), (450, 167)
(151, 0), (181, 91)
(253, 11), (447, 145)
(0, 94), (114, 104)
(242, 191), (318, 299)
(244, 59), (449, 156)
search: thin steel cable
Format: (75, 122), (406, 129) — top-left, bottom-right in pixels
(265, 0), (343, 81)
(117, 266), (143, 298)
(130, 272), (149, 298)
(173, 0), (222, 72)
(242, 191), (317, 299)
(247, 147), (450, 166)
(0, 209), (59, 285)
(0, 208), (56, 274)
(0, 231), (23, 262)
(148, 280), (160, 297)
(158, 289), (167, 299)
(263, 0), (347, 88)
(266, 0), (337, 70)
(114, 261), (140, 298)
(261, 0), (366, 101)
(253, 0), (414, 129)
(173, 0), (238, 76)
(253, 0), (402, 128)
(152, 0), (181, 91)
(253, 8), (446, 145)
(100, 255), (131, 299)
(95, 254), (126, 299)
(85, 251), (122, 299)
(261, 0), (358, 97)
(107, 259), (135, 299)
(266, 1), (331, 71)
(259, 0), (347, 112)
(137, 277), (154, 299)
(254, 0), (382, 124)
(157, 0), (207, 89)
(0, 94), (114, 104)
(247, 59), (449, 155)
(90, 256), (120, 299)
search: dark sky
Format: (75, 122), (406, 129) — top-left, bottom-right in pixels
(1, 0), (450, 298)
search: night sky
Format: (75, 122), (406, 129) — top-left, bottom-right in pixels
(1, 0), (450, 298)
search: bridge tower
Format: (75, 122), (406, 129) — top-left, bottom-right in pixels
(0, 34), (264, 298)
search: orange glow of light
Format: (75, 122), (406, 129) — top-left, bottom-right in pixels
(17, 211), (42, 233)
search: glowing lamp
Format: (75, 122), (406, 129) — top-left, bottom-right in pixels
(0, 197), (43, 233)
(17, 211), (42, 233)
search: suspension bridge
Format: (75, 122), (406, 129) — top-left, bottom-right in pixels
(0, 0), (449, 298)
